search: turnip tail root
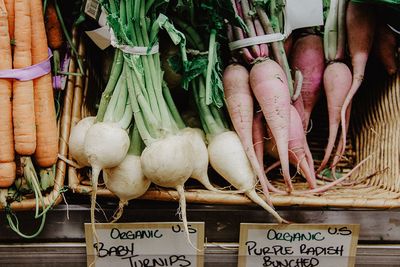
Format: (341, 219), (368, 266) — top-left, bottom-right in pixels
(111, 200), (128, 223)
(176, 184), (200, 251)
(90, 166), (101, 247)
(246, 190), (288, 223)
(341, 1), (376, 157)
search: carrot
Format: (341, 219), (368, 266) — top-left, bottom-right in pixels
(31, 0), (58, 167)
(340, 1), (376, 157)
(290, 34), (325, 129)
(317, 62), (352, 173)
(223, 63), (273, 203)
(250, 58), (293, 192)
(0, 0), (16, 187)
(0, 162), (16, 188)
(13, 0), (36, 155)
(373, 20), (398, 76)
(44, 1), (63, 50)
(4, 0), (13, 40)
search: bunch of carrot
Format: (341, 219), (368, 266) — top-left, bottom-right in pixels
(0, 0), (58, 188)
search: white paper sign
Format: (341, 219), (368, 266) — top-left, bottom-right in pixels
(238, 224), (360, 267)
(285, 0), (324, 34)
(85, 222), (205, 267)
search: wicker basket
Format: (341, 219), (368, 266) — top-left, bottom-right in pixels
(68, 39), (400, 209)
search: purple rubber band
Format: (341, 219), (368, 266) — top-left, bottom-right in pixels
(0, 48), (52, 81)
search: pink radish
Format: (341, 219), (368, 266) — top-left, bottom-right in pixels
(223, 64), (274, 202)
(317, 62), (352, 173)
(290, 34), (325, 129)
(373, 21), (398, 76)
(250, 58), (292, 192)
(340, 2), (376, 157)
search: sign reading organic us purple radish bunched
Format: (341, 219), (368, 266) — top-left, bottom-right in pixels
(238, 223), (359, 267)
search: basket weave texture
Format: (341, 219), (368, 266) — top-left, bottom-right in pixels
(68, 42), (400, 208)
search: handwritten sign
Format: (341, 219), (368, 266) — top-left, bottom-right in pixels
(85, 222), (204, 267)
(238, 224), (359, 267)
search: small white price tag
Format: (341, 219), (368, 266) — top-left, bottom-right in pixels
(85, 26), (111, 50)
(85, 222), (205, 267)
(285, 0), (324, 33)
(238, 223), (360, 267)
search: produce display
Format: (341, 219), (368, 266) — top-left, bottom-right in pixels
(0, 0), (399, 239)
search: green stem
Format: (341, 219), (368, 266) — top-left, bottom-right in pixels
(196, 77), (225, 135)
(129, 124), (143, 156)
(210, 104), (226, 129)
(205, 29), (217, 105)
(125, 63), (158, 142)
(96, 50), (124, 122)
(103, 72), (124, 122)
(134, 23), (161, 121)
(192, 87), (210, 134)
(162, 82), (185, 129)
(145, 0), (156, 14)
(117, 100), (133, 130)
(172, 18), (205, 51)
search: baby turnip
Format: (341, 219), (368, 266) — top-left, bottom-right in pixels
(207, 131), (286, 222)
(140, 134), (194, 243)
(103, 125), (151, 222)
(103, 155), (151, 221)
(84, 122), (130, 242)
(68, 116), (95, 167)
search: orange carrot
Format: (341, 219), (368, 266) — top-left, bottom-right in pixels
(45, 1), (63, 50)
(0, 0), (16, 187)
(31, 0), (58, 167)
(4, 0), (13, 40)
(13, 0), (36, 155)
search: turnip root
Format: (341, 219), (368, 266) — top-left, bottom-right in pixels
(207, 131), (286, 222)
(68, 116), (95, 167)
(84, 122), (130, 242)
(140, 134), (194, 244)
(180, 127), (242, 193)
(103, 126), (151, 222)
(103, 155), (151, 222)
(290, 34), (325, 129)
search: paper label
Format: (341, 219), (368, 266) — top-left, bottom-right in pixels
(85, 26), (111, 50)
(238, 223), (360, 267)
(285, 0), (324, 32)
(85, 222), (205, 267)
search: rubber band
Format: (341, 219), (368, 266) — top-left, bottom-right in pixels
(228, 33), (285, 51)
(109, 29), (159, 55)
(0, 48), (52, 81)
